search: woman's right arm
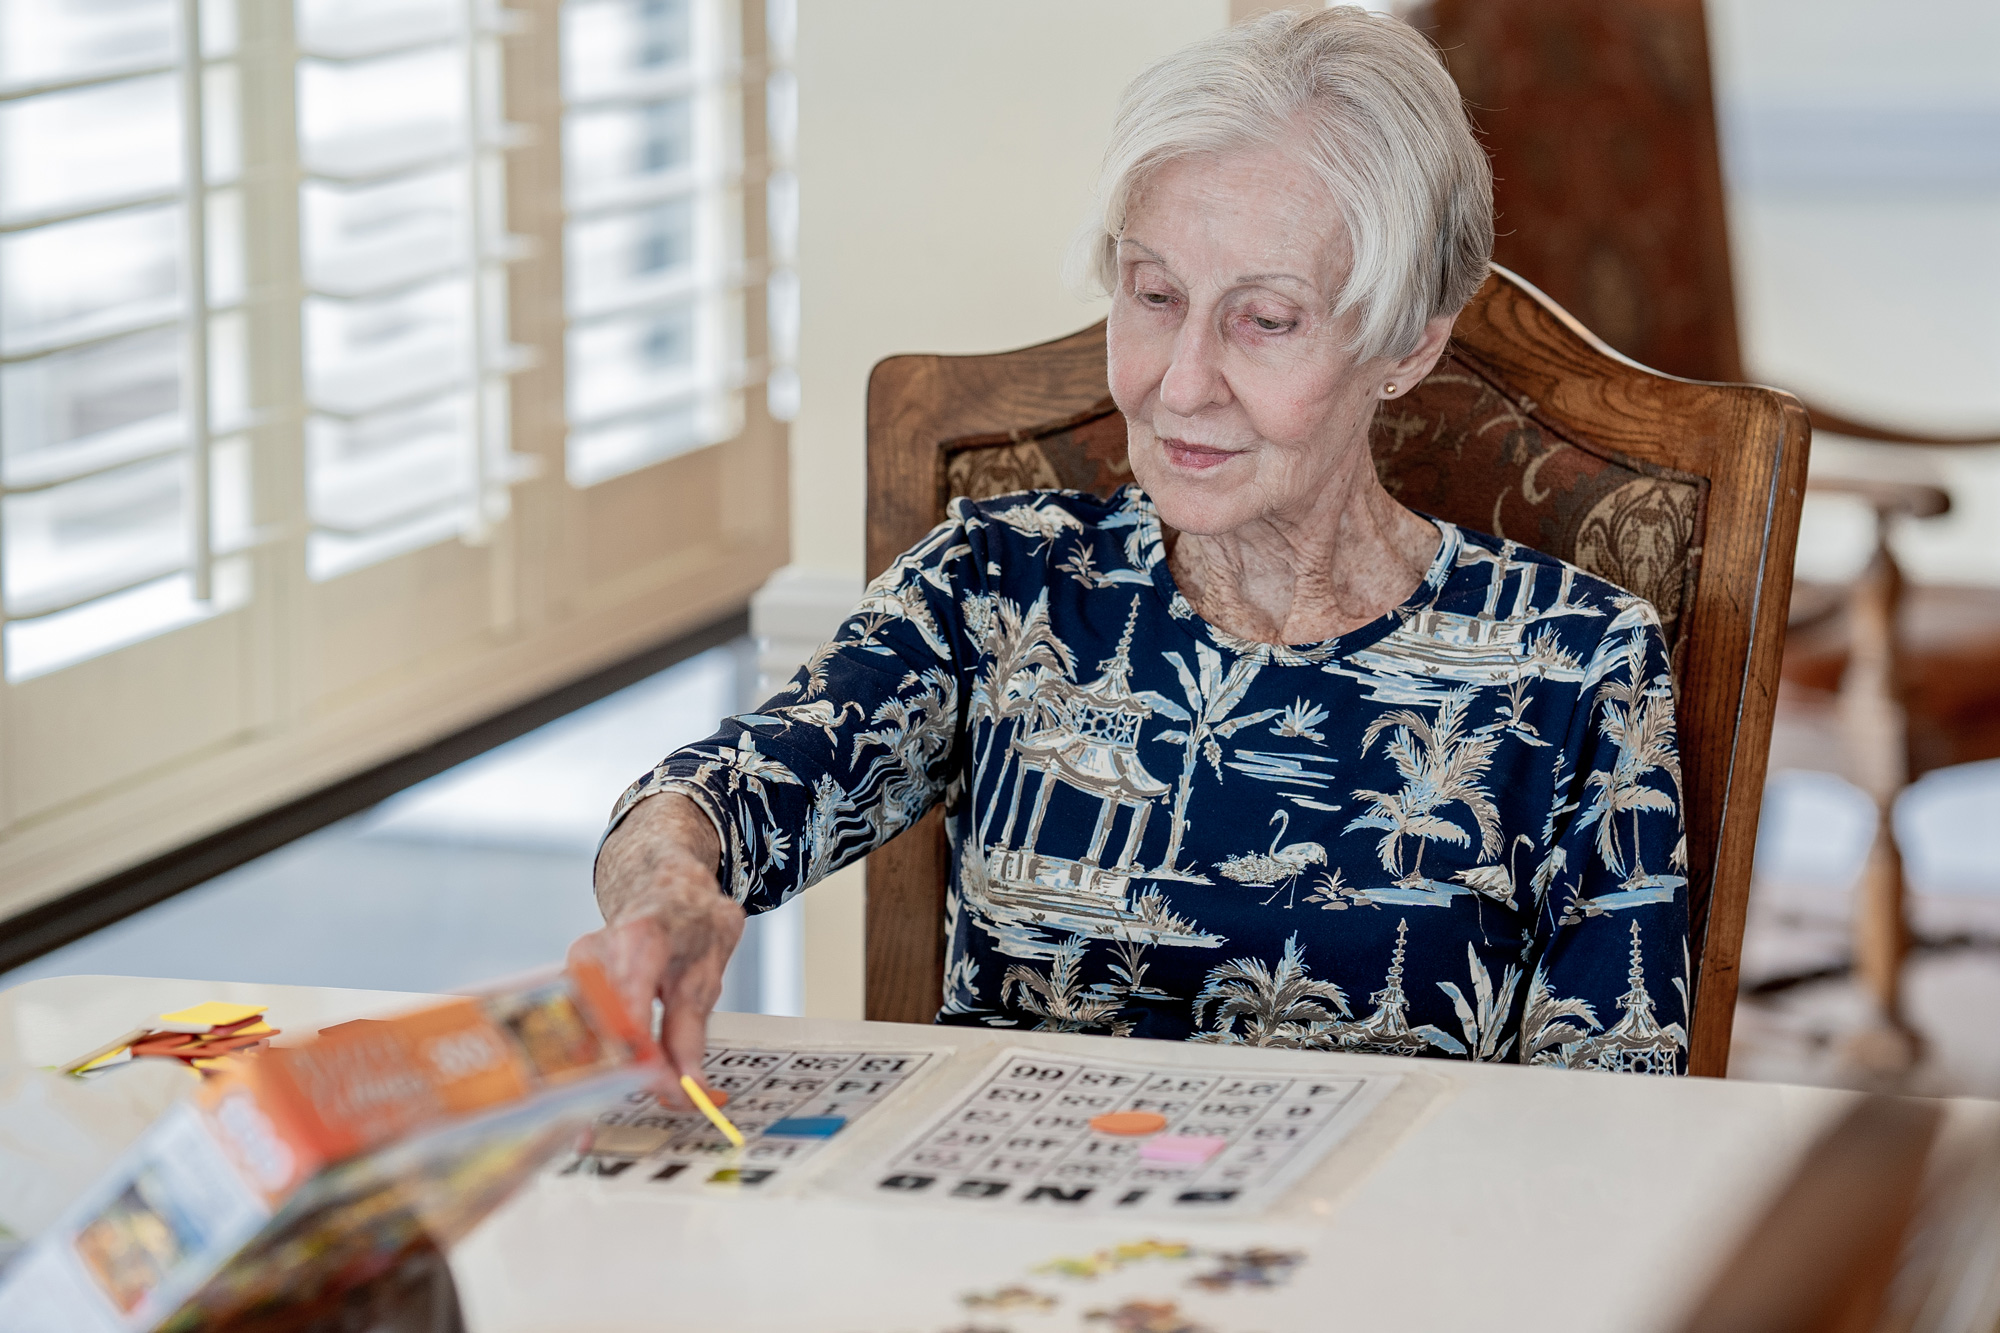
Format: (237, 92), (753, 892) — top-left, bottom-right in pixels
(568, 790), (741, 1106)
(569, 506), (987, 1099)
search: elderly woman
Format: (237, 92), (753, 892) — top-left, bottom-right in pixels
(576, 7), (1689, 1091)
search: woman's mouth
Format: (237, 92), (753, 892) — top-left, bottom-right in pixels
(1160, 437), (1240, 471)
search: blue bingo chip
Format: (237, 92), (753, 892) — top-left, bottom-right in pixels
(764, 1116), (846, 1138)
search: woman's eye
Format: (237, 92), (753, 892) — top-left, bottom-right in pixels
(1138, 290), (1173, 306)
(1252, 315), (1290, 332)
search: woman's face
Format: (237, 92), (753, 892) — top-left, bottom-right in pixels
(1108, 139), (1410, 538)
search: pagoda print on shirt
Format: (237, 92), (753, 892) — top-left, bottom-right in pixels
(615, 486), (1692, 1074)
(966, 596), (1226, 964)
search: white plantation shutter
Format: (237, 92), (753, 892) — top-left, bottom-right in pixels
(1, 0), (250, 678)
(0, 0), (787, 921)
(563, 0), (742, 485)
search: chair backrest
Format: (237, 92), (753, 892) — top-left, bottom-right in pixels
(1408, 0), (1744, 384)
(864, 265), (1808, 1076)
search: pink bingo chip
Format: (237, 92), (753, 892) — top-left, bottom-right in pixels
(1138, 1135), (1229, 1165)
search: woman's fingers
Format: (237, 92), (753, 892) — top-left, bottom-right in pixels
(566, 899), (742, 1110)
(661, 971), (716, 1097)
(660, 900), (743, 1088)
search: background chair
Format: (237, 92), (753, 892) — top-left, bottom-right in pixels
(863, 265), (1809, 1078)
(1409, 0), (2000, 1048)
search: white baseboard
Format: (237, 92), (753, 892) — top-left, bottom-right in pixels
(748, 564), (864, 695)
(748, 563), (868, 1018)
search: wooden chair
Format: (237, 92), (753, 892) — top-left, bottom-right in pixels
(1410, 0), (2000, 1046)
(864, 264), (1809, 1078)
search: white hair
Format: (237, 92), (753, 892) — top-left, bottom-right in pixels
(1069, 5), (1493, 362)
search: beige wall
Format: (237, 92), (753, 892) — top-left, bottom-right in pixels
(1708, 0), (2000, 587)
(788, 0), (1229, 581)
(787, 1), (1231, 1016)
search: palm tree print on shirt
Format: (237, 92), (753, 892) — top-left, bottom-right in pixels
(1150, 642), (1281, 877)
(1344, 685), (1502, 903)
(1000, 935), (1130, 1035)
(1520, 965), (1601, 1065)
(1192, 933), (1350, 1047)
(1567, 634), (1688, 921)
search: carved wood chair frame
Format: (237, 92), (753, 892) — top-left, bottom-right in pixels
(862, 265), (1809, 1077)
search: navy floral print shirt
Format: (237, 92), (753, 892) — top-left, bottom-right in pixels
(611, 487), (1691, 1073)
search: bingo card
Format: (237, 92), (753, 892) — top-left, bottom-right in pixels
(556, 1043), (935, 1191)
(859, 1047), (1397, 1217)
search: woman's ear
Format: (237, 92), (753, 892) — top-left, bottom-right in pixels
(1380, 312), (1458, 398)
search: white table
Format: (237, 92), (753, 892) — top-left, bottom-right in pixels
(0, 974), (431, 1248)
(2, 975), (1983, 1333)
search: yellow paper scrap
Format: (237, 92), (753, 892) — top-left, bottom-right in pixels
(157, 1001), (268, 1032)
(58, 1029), (145, 1077)
(71, 1047), (134, 1076)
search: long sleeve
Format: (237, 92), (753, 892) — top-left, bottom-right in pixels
(1520, 605), (1692, 1074)
(603, 510), (980, 913)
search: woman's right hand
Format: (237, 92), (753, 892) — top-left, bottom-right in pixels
(567, 792), (743, 1109)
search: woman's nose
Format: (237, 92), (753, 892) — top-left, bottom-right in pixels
(1158, 319), (1229, 417)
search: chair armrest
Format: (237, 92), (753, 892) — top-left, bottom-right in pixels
(1805, 475), (1951, 520)
(1802, 400), (2000, 448)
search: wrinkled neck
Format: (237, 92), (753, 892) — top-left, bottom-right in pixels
(1165, 468), (1438, 646)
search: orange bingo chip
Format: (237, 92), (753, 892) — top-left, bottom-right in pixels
(703, 1086), (729, 1108)
(1089, 1111), (1168, 1137)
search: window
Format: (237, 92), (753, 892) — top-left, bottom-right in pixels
(0, 0), (788, 925)
(295, 0), (529, 579)
(562, 0), (751, 485)
(1, 0), (251, 679)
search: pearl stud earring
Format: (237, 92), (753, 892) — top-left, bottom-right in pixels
(1384, 383), (1398, 396)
